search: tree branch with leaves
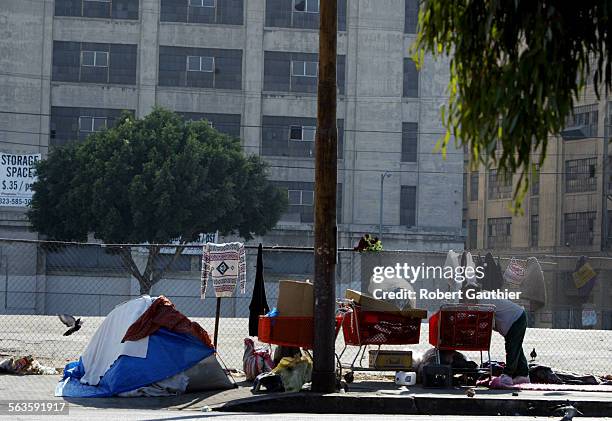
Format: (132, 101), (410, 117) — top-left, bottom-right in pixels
(29, 107), (287, 294)
(412, 0), (611, 209)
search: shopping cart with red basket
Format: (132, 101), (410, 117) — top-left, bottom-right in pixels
(337, 299), (427, 383)
(428, 304), (495, 379)
(258, 315), (343, 350)
(257, 314), (347, 380)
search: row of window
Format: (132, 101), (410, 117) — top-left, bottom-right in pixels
(467, 157), (598, 202)
(276, 182), (417, 227)
(468, 211), (598, 250)
(49, 107), (419, 162)
(55, 0), (420, 34)
(51, 42), (419, 97)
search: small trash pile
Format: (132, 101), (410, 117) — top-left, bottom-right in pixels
(244, 340), (313, 393)
(0, 355), (57, 375)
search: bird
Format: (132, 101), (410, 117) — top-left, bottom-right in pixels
(553, 404), (582, 421)
(58, 314), (84, 336)
(530, 347), (537, 361)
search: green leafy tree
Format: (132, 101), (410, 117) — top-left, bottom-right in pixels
(413, 1), (610, 207)
(29, 108), (287, 294)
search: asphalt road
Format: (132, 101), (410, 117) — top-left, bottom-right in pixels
(1, 315), (611, 375)
(2, 410), (612, 421)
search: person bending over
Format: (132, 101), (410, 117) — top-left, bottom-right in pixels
(462, 282), (530, 386)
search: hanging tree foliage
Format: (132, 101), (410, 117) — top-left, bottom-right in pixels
(412, 1), (611, 209)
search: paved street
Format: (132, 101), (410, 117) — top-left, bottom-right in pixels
(1, 374), (611, 421)
(3, 411), (612, 421)
(1, 315), (611, 375)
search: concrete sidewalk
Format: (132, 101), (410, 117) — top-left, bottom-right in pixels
(1, 374), (610, 417)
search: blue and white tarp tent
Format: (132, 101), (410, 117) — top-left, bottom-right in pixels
(55, 296), (215, 398)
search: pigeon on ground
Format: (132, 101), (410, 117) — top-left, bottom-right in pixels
(58, 314), (83, 336)
(530, 347), (537, 361)
(554, 404), (582, 421)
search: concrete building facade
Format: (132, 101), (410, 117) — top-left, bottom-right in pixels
(0, 0), (463, 253)
(463, 91), (612, 329)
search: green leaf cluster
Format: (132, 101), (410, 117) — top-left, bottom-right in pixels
(412, 1), (610, 210)
(28, 107), (287, 244)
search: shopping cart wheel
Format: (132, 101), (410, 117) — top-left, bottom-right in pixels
(344, 371), (354, 384)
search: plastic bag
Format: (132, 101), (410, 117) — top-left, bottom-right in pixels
(243, 338), (274, 381)
(503, 258), (527, 286)
(272, 354), (313, 392)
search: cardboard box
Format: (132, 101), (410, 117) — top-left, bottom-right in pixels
(277, 280), (314, 317)
(345, 289), (427, 319)
(368, 350), (412, 370)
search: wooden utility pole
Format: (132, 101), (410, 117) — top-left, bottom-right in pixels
(312, 0), (337, 393)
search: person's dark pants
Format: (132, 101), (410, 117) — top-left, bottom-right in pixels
(503, 311), (529, 377)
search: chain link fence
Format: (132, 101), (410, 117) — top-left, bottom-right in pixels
(0, 238), (610, 375)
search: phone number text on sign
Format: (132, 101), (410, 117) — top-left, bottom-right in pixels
(0, 153), (40, 207)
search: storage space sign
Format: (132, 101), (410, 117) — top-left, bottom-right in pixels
(0, 153), (41, 207)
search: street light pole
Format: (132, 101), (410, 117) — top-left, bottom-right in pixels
(379, 172), (392, 239)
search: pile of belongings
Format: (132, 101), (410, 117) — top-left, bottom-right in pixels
(55, 295), (233, 397)
(414, 349), (479, 386)
(252, 353), (313, 393)
(0, 355), (57, 375)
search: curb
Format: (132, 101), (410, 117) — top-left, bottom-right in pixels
(214, 392), (612, 417)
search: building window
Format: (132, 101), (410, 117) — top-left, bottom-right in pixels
(531, 164), (540, 196)
(488, 169), (512, 200)
(187, 56), (214, 72)
(564, 103), (598, 139)
(291, 60), (318, 77)
(468, 219), (478, 250)
(289, 125), (316, 142)
(470, 171), (479, 201)
(530, 214), (539, 248)
(81, 50), (109, 67)
(189, 0), (215, 7)
(565, 158), (597, 193)
(400, 186), (417, 227)
(50, 106), (131, 146)
(262, 116), (343, 159)
(403, 58), (419, 98)
(288, 189), (314, 205)
(78, 116), (108, 133)
(294, 0), (319, 13)
(608, 156), (612, 194)
(179, 112), (241, 137)
(404, 0), (418, 34)
(276, 181), (342, 224)
(55, 0), (139, 20)
(52, 41), (137, 85)
(159, 46), (242, 90)
(264, 51), (345, 95)
(608, 210), (612, 247)
(160, 0), (243, 25)
(487, 217), (512, 249)
(564, 211), (596, 246)
(401, 122), (418, 162)
(265, 0), (346, 31)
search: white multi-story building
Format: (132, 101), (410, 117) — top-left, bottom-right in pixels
(0, 0), (464, 251)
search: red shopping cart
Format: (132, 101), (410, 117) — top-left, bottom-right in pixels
(429, 304), (495, 380)
(258, 314), (347, 383)
(337, 299), (427, 383)
(258, 315), (343, 349)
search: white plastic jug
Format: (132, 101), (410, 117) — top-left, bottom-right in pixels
(395, 371), (417, 386)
